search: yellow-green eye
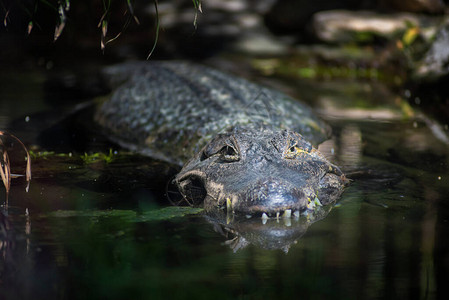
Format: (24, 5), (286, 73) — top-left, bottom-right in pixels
(285, 145), (298, 158)
(284, 145), (308, 159)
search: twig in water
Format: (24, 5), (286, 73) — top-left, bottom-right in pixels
(0, 131), (32, 204)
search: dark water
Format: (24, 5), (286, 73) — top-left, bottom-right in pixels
(1, 63), (449, 300)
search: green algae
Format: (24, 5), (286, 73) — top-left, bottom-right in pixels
(29, 149), (119, 164)
(47, 206), (203, 222)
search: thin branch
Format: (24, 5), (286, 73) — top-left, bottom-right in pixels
(147, 0), (160, 59)
(0, 131), (32, 202)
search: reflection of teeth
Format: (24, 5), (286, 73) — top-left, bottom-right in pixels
(258, 209), (300, 223)
(258, 209), (302, 225)
(262, 213), (268, 224)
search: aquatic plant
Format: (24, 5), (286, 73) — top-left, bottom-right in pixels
(0, 131), (32, 203)
(80, 149), (116, 164)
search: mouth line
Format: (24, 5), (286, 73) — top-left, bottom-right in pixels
(209, 193), (324, 220)
(210, 202), (334, 227)
(177, 173), (335, 219)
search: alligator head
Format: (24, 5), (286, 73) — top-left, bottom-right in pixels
(175, 126), (347, 217)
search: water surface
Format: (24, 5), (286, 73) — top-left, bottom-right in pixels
(1, 62), (449, 300)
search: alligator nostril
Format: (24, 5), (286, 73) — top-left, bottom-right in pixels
(178, 176), (207, 206)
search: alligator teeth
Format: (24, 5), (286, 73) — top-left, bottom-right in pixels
(307, 201), (315, 210)
(276, 212), (280, 220)
(245, 215), (252, 219)
(293, 211), (300, 218)
(283, 209), (292, 219)
(226, 198), (232, 211)
(283, 217), (291, 227)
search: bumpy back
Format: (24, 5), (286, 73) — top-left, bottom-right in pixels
(95, 61), (329, 165)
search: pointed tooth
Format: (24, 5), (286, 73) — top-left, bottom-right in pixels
(276, 212), (280, 220)
(307, 201), (315, 210)
(283, 209), (292, 218)
(293, 211), (300, 218)
(245, 215), (252, 219)
(283, 217), (291, 227)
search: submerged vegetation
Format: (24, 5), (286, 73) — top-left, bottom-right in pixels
(30, 149), (117, 164)
(48, 206), (203, 222)
(80, 149), (116, 164)
(0, 131), (31, 202)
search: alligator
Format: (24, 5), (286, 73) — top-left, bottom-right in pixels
(95, 61), (347, 218)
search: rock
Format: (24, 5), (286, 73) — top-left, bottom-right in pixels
(312, 10), (432, 43)
(415, 19), (449, 80)
(263, 0), (375, 37)
(150, 0), (289, 56)
(378, 0), (446, 14)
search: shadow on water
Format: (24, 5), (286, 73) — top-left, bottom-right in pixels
(1, 66), (449, 299)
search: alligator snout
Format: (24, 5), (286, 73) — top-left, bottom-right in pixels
(229, 178), (308, 214)
(175, 126), (347, 216)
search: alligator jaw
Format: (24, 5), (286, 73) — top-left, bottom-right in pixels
(202, 189), (331, 224)
(209, 195), (336, 227)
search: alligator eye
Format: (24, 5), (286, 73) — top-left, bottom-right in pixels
(201, 144), (239, 162)
(284, 143), (308, 159)
(200, 134), (240, 162)
(284, 146), (298, 159)
(200, 151), (209, 161)
(219, 145), (239, 162)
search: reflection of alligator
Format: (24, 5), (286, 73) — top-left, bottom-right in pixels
(95, 61), (347, 217)
(205, 205), (334, 252)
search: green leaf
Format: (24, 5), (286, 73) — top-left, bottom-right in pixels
(402, 27), (419, 47)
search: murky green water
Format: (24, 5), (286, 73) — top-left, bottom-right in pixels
(1, 62), (449, 300)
